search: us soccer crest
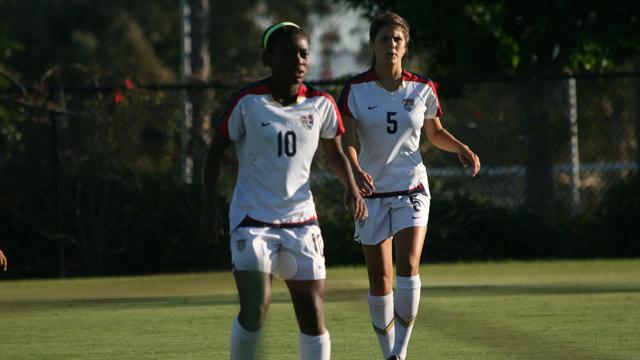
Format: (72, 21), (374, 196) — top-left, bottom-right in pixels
(402, 98), (415, 112)
(300, 114), (314, 130)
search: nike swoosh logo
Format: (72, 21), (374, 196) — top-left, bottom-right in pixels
(368, 105), (378, 110)
(261, 122), (271, 126)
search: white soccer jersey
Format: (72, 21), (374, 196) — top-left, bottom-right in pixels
(338, 70), (442, 195)
(217, 79), (344, 230)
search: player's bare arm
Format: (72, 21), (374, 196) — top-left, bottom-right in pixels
(341, 115), (375, 196)
(424, 117), (481, 177)
(0, 249), (7, 271)
(320, 137), (368, 220)
(201, 133), (231, 243)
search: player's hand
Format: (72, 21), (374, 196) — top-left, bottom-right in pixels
(353, 168), (375, 196)
(0, 249), (7, 271)
(458, 145), (481, 177)
(343, 189), (368, 220)
(201, 205), (223, 244)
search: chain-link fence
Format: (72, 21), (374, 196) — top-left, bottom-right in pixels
(322, 74), (639, 215)
(1, 72), (638, 276)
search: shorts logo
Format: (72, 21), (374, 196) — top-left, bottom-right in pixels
(300, 114), (314, 130)
(236, 239), (246, 252)
(358, 218), (366, 228)
(402, 98), (414, 112)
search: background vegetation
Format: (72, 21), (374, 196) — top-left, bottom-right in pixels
(0, 0), (639, 278)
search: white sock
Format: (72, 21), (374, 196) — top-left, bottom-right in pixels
(299, 331), (331, 360)
(368, 292), (395, 358)
(393, 275), (421, 359)
(230, 317), (261, 360)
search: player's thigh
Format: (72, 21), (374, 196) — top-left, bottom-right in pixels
(391, 194), (430, 276)
(285, 279), (326, 335)
(234, 270), (273, 330)
(393, 226), (427, 277)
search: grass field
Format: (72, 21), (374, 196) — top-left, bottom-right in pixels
(1, 259), (639, 360)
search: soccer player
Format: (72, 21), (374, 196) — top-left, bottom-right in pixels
(338, 12), (481, 360)
(201, 22), (367, 360)
(0, 248), (7, 271)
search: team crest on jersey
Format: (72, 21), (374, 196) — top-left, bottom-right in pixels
(299, 114), (314, 130)
(236, 239), (246, 252)
(402, 98), (415, 112)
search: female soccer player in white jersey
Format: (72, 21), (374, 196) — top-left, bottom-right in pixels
(338, 12), (481, 360)
(202, 22), (367, 360)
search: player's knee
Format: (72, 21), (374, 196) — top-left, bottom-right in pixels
(239, 302), (269, 331)
(396, 257), (420, 277)
(369, 274), (393, 295)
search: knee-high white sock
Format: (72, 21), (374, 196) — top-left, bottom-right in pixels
(393, 275), (421, 359)
(299, 331), (330, 360)
(230, 317), (261, 360)
(368, 292), (395, 358)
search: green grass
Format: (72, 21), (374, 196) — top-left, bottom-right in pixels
(1, 260), (639, 359)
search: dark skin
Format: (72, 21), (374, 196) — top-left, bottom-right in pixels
(202, 31), (367, 335)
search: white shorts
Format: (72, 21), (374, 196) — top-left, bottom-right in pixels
(230, 224), (326, 280)
(354, 192), (430, 245)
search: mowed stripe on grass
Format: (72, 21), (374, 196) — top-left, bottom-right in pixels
(1, 259), (638, 360)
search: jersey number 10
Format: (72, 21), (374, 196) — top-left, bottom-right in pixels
(277, 131), (297, 157)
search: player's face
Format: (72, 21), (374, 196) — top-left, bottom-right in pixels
(269, 34), (310, 84)
(371, 25), (407, 67)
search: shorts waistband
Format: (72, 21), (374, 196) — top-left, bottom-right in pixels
(364, 183), (426, 199)
(237, 216), (319, 229)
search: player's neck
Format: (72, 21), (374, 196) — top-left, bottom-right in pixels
(374, 64), (403, 92)
(269, 79), (299, 106)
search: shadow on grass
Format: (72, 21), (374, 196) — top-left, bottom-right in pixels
(3, 283), (639, 311)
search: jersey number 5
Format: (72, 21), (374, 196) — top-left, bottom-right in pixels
(386, 112), (398, 134)
(277, 130), (297, 157)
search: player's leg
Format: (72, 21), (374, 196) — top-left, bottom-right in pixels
(390, 193), (429, 359)
(286, 279), (330, 359)
(359, 197), (395, 359)
(363, 238), (395, 358)
(229, 227), (277, 360)
(282, 225), (330, 360)
(231, 271), (272, 360)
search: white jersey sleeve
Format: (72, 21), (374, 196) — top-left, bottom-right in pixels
(319, 94), (345, 139)
(217, 89), (249, 141)
(422, 81), (442, 120)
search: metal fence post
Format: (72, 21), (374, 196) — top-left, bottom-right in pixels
(180, 0), (194, 184)
(568, 77), (581, 216)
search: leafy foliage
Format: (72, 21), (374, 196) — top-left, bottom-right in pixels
(338, 0), (640, 77)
